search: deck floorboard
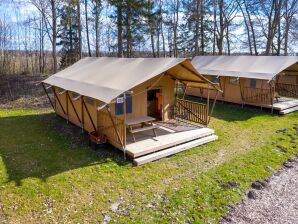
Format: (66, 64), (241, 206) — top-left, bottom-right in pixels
(126, 125), (214, 158)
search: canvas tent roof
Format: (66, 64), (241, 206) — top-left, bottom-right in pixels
(192, 56), (298, 80)
(43, 57), (218, 103)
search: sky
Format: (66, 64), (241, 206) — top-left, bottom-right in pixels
(1, 0), (297, 54)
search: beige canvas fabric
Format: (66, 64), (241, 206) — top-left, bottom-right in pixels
(192, 56), (298, 80)
(43, 57), (216, 103)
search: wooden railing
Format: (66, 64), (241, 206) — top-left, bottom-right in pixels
(276, 83), (298, 98)
(97, 110), (125, 149)
(175, 98), (208, 126)
(243, 87), (272, 105)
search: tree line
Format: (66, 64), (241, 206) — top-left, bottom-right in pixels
(0, 0), (297, 75)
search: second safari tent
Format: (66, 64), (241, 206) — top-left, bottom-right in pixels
(187, 56), (298, 114)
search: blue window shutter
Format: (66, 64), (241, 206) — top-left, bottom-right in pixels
(250, 79), (257, 88)
(115, 94), (132, 115)
(115, 94), (124, 115)
(126, 94), (132, 113)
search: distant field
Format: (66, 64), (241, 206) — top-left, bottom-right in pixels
(0, 104), (297, 223)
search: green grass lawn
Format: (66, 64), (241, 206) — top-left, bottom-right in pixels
(0, 104), (297, 223)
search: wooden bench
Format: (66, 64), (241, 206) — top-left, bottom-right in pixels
(128, 125), (157, 142)
(126, 116), (157, 142)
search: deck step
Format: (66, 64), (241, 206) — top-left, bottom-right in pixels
(279, 105), (298, 115)
(127, 128), (215, 158)
(133, 134), (218, 166)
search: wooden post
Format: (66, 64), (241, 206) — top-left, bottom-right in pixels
(81, 96), (84, 132)
(270, 81), (275, 114)
(239, 78), (245, 108)
(208, 90), (219, 124)
(206, 83), (210, 127)
(123, 93), (127, 159)
(182, 83), (187, 99)
(66, 91), (69, 123)
(174, 79), (178, 119)
(219, 76), (225, 103)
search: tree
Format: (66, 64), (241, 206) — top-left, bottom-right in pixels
(57, 0), (81, 68)
(91, 0), (102, 57)
(29, 0), (61, 73)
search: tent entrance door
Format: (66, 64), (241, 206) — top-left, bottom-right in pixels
(147, 89), (162, 120)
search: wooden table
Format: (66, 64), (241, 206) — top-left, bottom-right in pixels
(126, 116), (157, 142)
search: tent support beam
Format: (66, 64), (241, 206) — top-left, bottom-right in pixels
(165, 73), (207, 84)
(81, 96), (84, 132)
(269, 81), (275, 114)
(208, 90), (219, 124)
(66, 91), (82, 127)
(206, 83), (210, 127)
(66, 91), (69, 123)
(219, 77), (225, 103)
(41, 83), (55, 110)
(123, 94), (127, 159)
(106, 105), (124, 149)
(177, 63), (221, 92)
(53, 88), (67, 115)
(239, 79), (245, 108)
(182, 83), (187, 99)
(82, 98), (97, 132)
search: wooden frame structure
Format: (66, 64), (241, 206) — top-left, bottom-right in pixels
(41, 57), (222, 159)
(188, 56), (298, 114)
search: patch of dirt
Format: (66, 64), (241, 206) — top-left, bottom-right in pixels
(220, 155), (298, 224)
(0, 74), (51, 109)
(42, 114), (88, 147)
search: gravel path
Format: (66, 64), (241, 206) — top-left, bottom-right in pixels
(221, 155), (298, 224)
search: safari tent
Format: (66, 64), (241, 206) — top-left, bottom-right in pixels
(187, 56), (298, 114)
(42, 57), (221, 165)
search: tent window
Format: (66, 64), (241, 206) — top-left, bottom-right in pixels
(55, 87), (64, 93)
(85, 97), (94, 105)
(115, 94), (132, 115)
(211, 76), (219, 83)
(210, 76), (219, 83)
(250, 79), (257, 88)
(229, 77), (239, 85)
(71, 92), (80, 98)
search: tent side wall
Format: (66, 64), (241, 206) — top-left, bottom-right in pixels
(109, 74), (175, 121)
(52, 74), (176, 150)
(186, 77), (271, 105)
(54, 87), (99, 133)
(278, 75), (298, 85)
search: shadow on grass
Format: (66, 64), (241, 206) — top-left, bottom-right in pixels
(0, 112), (129, 186)
(184, 95), (273, 122)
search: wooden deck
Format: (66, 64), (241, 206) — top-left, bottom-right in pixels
(245, 97), (298, 114)
(272, 97), (298, 114)
(125, 120), (216, 159)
